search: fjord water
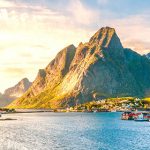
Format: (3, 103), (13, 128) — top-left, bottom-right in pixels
(0, 112), (149, 150)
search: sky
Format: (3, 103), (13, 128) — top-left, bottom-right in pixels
(0, 0), (150, 92)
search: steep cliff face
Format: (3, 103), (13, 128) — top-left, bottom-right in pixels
(8, 27), (150, 109)
(24, 44), (76, 99)
(0, 78), (31, 107)
(9, 44), (76, 108)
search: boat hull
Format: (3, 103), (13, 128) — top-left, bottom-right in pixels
(134, 119), (149, 122)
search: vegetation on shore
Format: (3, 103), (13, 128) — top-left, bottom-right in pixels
(53, 97), (150, 112)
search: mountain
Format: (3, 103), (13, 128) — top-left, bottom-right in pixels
(8, 27), (150, 109)
(0, 78), (31, 107)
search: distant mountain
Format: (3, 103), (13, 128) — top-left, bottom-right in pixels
(0, 78), (31, 107)
(9, 27), (150, 109)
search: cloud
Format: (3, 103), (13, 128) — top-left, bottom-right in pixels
(67, 0), (99, 26)
(119, 15), (150, 54)
(123, 40), (150, 54)
(0, 0), (15, 7)
(97, 0), (109, 5)
(2, 67), (25, 75)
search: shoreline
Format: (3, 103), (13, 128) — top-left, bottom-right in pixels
(1, 110), (137, 115)
(1, 108), (150, 115)
(2, 109), (54, 114)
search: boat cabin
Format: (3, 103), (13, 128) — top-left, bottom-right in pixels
(121, 111), (136, 120)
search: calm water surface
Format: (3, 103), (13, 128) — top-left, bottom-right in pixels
(0, 112), (150, 150)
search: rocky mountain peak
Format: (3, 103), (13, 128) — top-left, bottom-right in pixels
(4, 78), (32, 97)
(21, 77), (29, 82)
(46, 44), (76, 76)
(20, 78), (30, 86)
(89, 27), (123, 49)
(0, 78), (32, 107)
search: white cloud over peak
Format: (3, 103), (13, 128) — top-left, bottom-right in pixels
(68, 0), (99, 25)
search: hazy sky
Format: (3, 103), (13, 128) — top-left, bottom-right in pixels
(0, 0), (150, 92)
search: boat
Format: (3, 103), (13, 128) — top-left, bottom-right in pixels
(0, 118), (17, 121)
(121, 111), (136, 120)
(121, 111), (150, 121)
(134, 112), (149, 121)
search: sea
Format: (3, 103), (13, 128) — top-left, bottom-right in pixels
(0, 112), (149, 150)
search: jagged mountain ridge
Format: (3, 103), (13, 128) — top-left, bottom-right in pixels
(9, 27), (150, 109)
(0, 78), (31, 107)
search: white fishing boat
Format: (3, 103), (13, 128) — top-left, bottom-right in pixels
(134, 113), (149, 121)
